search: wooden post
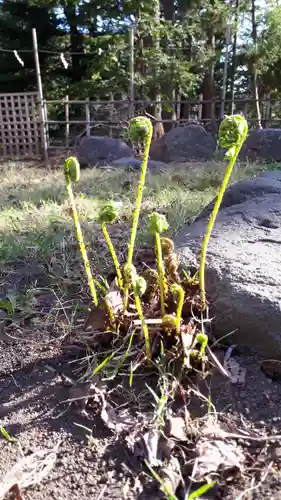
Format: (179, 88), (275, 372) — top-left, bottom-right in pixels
(220, 26), (231, 120)
(43, 99), (49, 145)
(109, 92), (114, 138)
(198, 93), (203, 121)
(85, 97), (90, 136)
(65, 95), (69, 147)
(244, 100), (248, 120)
(265, 93), (271, 128)
(129, 27), (135, 117)
(32, 28), (48, 163)
(187, 102), (191, 120)
(176, 92), (181, 121)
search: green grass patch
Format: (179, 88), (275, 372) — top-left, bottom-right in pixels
(0, 159), (272, 279)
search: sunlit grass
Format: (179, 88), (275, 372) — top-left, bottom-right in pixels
(0, 160), (273, 271)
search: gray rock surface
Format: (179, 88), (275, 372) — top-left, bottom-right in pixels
(76, 136), (133, 167)
(111, 157), (167, 170)
(240, 128), (281, 163)
(175, 170), (281, 357)
(150, 124), (217, 163)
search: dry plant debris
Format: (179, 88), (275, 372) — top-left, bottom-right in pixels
(224, 345), (247, 385)
(0, 446), (58, 500)
(194, 418), (245, 480)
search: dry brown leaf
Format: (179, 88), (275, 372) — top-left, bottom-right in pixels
(101, 404), (135, 434)
(128, 427), (175, 469)
(194, 419), (245, 480)
(105, 278), (124, 315)
(195, 438), (244, 479)
(165, 416), (189, 441)
(142, 430), (163, 467)
(84, 305), (108, 331)
(84, 278), (123, 331)
(0, 446), (58, 500)
(159, 456), (183, 496)
(180, 321), (197, 366)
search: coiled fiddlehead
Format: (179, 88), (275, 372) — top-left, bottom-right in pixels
(199, 115), (248, 311)
(161, 237), (181, 283)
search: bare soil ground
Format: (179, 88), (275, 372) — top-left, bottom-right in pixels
(2, 329), (281, 499)
(1, 160), (281, 499)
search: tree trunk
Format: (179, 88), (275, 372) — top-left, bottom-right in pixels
(251, 0), (262, 128)
(202, 28), (216, 122)
(161, 0), (175, 21)
(153, 0), (164, 138)
(220, 26), (231, 120)
(177, 0), (194, 121)
(161, 0), (176, 131)
(230, 0), (239, 115)
(63, 3), (84, 83)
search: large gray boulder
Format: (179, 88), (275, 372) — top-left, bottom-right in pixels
(150, 124), (217, 163)
(76, 136), (133, 167)
(111, 157), (167, 170)
(175, 170), (281, 357)
(240, 128), (281, 163)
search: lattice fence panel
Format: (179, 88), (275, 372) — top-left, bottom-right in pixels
(0, 92), (43, 158)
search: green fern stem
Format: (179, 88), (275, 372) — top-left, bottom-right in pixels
(134, 293), (151, 359)
(65, 179), (98, 306)
(155, 231), (167, 317)
(102, 297), (116, 328)
(101, 222), (123, 291)
(123, 119), (153, 311)
(171, 284), (185, 335)
(199, 131), (246, 310)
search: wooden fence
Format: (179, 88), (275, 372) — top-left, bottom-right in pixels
(44, 95), (279, 151)
(0, 92), (45, 158)
(0, 93), (280, 160)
